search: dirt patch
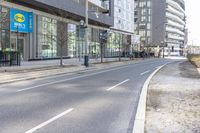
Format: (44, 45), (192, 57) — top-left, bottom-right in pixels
(179, 61), (200, 79)
(147, 89), (163, 110)
(188, 54), (200, 68)
(145, 61), (200, 133)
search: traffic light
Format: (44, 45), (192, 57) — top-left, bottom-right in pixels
(99, 30), (108, 44)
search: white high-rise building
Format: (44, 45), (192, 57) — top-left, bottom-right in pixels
(113, 0), (135, 34)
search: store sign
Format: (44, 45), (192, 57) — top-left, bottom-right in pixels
(10, 8), (34, 33)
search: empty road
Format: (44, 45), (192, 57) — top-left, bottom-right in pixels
(0, 59), (171, 133)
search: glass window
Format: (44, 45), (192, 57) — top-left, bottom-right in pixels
(147, 1), (151, 7)
(38, 16), (57, 58)
(68, 23), (78, 58)
(141, 16), (146, 22)
(106, 32), (122, 57)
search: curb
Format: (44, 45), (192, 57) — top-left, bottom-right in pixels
(0, 58), (157, 85)
(0, 60), (138, 85)
(132, 63), (168, 133)
(0, 67), (86, 85)
(0, 58), (152, 73)
(0, 65), (79, 73)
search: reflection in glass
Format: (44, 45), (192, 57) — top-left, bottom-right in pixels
(38, 16), (57, 58)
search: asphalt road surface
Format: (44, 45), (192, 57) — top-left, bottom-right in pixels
(0, 59), (172, 133)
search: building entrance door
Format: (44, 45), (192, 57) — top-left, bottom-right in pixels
(11, 38), (17, 51)
(11, 37), (25, 60)
(18, 39), (25, 60)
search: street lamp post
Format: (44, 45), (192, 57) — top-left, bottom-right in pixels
(79, 20), (85, 62)
(163, 45), (164, 58)
(16, 26), (19, 52)
(84, 0), (89, 67)
(119, 36), (121, 61)
(78, 0), (89, 67)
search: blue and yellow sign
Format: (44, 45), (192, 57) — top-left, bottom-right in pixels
(10, 8), (34, 33)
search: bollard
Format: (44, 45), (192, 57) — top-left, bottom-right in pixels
(84, 55), (89, 67)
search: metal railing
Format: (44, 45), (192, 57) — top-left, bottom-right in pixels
(0, 51), (21, 67)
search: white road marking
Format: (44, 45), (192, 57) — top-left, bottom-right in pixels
(25, 108), (73, 133)
(140, 70), (150, 76)
(16, 65), (131, 92)
(15, 60), (165, 92)
(106, 79), (130, 91)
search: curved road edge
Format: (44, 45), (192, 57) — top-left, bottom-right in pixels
(132, 62), (170, 133)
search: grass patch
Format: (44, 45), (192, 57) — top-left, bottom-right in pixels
(187, 54), (200, 68)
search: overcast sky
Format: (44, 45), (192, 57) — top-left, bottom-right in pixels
(186, 0), (200, 46)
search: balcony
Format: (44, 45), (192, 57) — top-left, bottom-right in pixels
(166, 27), (185, 36)
(166, 12), (185, 25)
(88, 0), (109, 13)
(167, 20), (184, 30)
(167, 34), (184, 41)
(166, 5), (185, 19)
(166, 0), (185, 13)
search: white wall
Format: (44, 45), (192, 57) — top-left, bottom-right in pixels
(113, 0), (134, 33)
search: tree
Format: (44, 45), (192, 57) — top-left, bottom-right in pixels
(56, 21), (69, 67)
(0, 8), (11, 51)
(42, 9), (69, 67)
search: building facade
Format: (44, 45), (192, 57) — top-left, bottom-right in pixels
(134, 0), (186, 56)
(0, 0), (115, 61)
(0, 0), (137, 61)
(110, 0), (135, 57)
(113, 0), (134, 34)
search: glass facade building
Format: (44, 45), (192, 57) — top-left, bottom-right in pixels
(0, 0), (136, 61)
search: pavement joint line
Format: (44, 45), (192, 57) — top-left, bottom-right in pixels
(16, 65), (132, 92)
(140, 70), (150, 76)
(132, 63), (169, 133)
(24, 108), (74, 133)
(106, 79), (130, 91)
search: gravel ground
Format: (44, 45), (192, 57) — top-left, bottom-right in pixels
(145, 61), (200, 133)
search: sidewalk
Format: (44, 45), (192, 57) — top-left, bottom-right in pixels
(0, 57), (125, 72)
(145, 61), (200, 132)
(0, 57), (146, 84)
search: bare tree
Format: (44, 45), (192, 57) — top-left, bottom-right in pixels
(0, 9), (11, 51)
(41, 9), (69, 67)
(56, 21), (68, 67)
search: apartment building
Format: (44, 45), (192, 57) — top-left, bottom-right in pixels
(134, 0), (186, 56)
(107, 0), (135, 57)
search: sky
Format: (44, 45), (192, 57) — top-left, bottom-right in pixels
(186, 0), (200, 46)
